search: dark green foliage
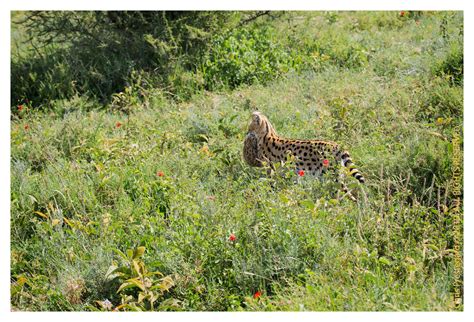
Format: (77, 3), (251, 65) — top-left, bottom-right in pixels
(12, 11), (236, 106)
(433, 42), (463, 86)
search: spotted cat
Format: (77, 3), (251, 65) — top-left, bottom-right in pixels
(243, 111), (365, 197)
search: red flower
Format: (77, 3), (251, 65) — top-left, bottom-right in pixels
(24, 124), (29, 130)
(298, 170), (305, 177)
(253, 291), (262, 299)
(229, 234), (236, 242)
(115, 121), (122, 128)
(157, 171), (165, 177)
(400, 11), (406, 17)
(17, 105), (23, 111)
(323, 159), (329, 167)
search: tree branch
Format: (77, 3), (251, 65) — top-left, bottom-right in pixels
(237, 11), (271, 27)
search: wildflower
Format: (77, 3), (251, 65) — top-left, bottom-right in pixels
(323, 159), (329, 167)
(229, 234), (236, 242)
(253, 291), (262, 299)
(416, 20), (420, 25)
(298, 170), (305, 177)
(24, 124), (29, 130)
(157, 171), (165, 177)
(115, 121), (122, 128)
(102, 299), (112, 310)
(400, 11), (406, 17)
(200, 145), (209, 153)
(17, 105), (23, 111)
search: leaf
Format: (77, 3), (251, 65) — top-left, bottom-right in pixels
(113, 248), (129, 261)
(63, 217), (73, 227)
(300, 199), (315, 210)
(137, 292), (147, 303)
(11, 275), (28, 296)
(144, 34), (158, 48)
(123, 304), (143, 312)
(133, 246), (146, 259)
(126, 277), (145, 291)
(148, 291), (158, 305)
(158, 298), (182, 310)
(27, 194), (38, 204)
(279, 194), (290, 204)
(34, 211), (48, 219)
(145, 271), (163, 277)
(197, 134), (209, 142)
(11, 284), (22, 296)
(427, 244), (439, 251)
(159, 275), (175, 292)
(117, 277), (145, 293)
(113, 303), (127, 311)
(105, 264), (122, 280)
(126, 249), (133, 259)
(132, 259), (142, 276)
(117, 281), (136, 293)
(378, 256), (391, 266)
(363, 270), (376, 283)
(108, 265), (132, 280)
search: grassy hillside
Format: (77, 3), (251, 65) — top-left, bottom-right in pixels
(10, 11), (463, 311)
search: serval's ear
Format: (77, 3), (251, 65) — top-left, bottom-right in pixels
(252, 111), (261, 124)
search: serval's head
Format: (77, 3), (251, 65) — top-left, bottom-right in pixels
(247, 111), (277, 138)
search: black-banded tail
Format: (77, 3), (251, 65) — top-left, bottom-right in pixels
(341, 151), (365, 183)
(333, 146), (365, 183)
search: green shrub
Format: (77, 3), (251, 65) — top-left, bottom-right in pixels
(12, 11), (236, 106)
(202, 28), (296, 90)
(418, 77), (463, 122)
(432, 42), (463, 86)
(102, 247), (176, 311)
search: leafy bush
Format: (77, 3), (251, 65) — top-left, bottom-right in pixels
(102, 247), (176, 311)
(202, 28), (297, 90)
(418, 77), (463, 122)
(12, 11), (236, 106)
(433, 42), (463, 86)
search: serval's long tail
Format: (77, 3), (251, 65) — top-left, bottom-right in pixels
(332, 146), (365, 183)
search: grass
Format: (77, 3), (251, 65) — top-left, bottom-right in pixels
(10, 11), (463, 311)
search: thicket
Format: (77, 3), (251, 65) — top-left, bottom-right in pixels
(12, 11), (234, 106)
(12, 11), (298, 107)
(11, 11), (386, 109)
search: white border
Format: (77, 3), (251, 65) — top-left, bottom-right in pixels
(2, 1), (472, 322)
(1, 2), (11, 320)
(4, 0), (469, 11)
